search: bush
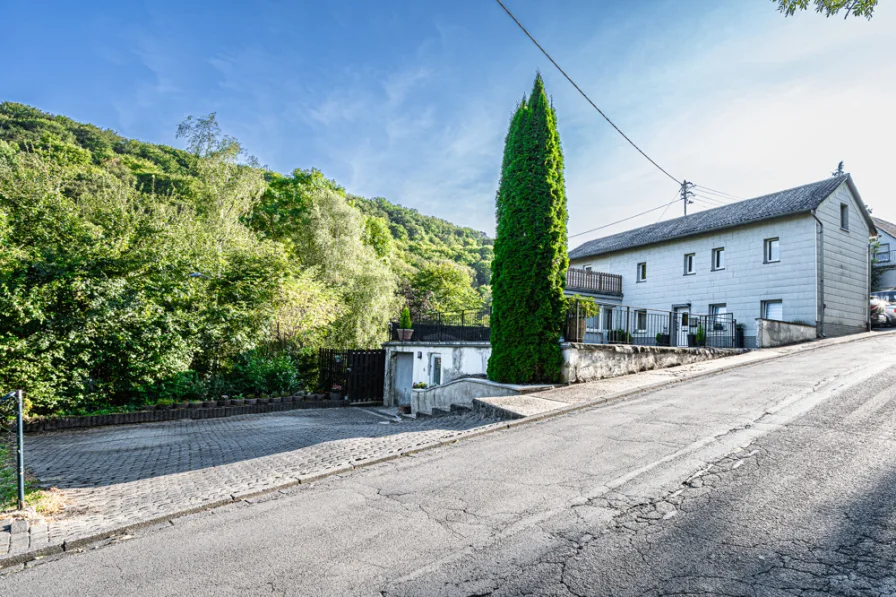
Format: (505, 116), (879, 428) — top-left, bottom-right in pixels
(228, 350), (301, 397)
(399, 307), (413, 329)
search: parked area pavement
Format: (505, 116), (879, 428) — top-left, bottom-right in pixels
(3, 331), (895, 595)
(2, 408), (502, 559)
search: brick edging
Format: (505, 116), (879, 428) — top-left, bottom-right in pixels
(23, 398), (350, 433)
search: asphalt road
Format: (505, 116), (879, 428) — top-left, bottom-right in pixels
(4, 333), (896, 596)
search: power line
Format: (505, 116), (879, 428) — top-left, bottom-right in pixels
(694, 184), (742, 201)
(692, 193), (728, 206)
(495, 0), (681, 186)
(570, 199), (679, 239)
(656, 200), (674, 223)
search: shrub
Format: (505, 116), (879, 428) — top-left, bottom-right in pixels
(696, 324), (706, 346)
(399, 306), (413, 329)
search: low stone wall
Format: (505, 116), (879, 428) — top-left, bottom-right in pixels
(23, 397), (346, 433)
(561, 343), (745, 384)
(411, 378), (551, 415)
(755, 318), (817, 348)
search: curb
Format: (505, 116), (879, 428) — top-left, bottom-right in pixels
(2, 330), (888, 570)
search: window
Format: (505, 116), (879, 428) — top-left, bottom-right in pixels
(762, 300), (783, 321)
(764, 238), (780, 263)
(712, 247), (725, 271)
(877, 243), (890, 263)
(637, 262), (647, 282)
(840, 203), (849, 231)
(584, 265), (592, 272)
(635, 310), (647, 332)
(430, 354), (442, 386)
(683, 253), (695, 275)
(710, 304), (728, 331)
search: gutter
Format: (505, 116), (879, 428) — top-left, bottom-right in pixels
(811, 209), (825, 338)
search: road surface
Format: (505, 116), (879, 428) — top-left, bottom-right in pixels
(3, 333), (895, 596)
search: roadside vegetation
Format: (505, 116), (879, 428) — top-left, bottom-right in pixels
(0, 103), (492, 416)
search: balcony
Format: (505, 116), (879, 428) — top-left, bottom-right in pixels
(566, 267), (623, 296)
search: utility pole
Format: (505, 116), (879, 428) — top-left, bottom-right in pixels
(680, 180), (695, 216)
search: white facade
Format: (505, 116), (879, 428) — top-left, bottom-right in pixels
(570, 180), (872, 342)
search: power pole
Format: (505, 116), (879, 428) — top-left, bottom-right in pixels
(680, 180), (695, 216)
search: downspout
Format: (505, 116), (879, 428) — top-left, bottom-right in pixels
(811, 209), (825, 338)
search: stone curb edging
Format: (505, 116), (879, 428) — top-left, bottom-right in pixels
(23, 398), (348, 434)
(2, 331), (887, 570)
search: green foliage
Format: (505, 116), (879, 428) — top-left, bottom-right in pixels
(609, 329), (632, 344)
(772, 0), (877, 19)
(409, 261), (482, 314)
(400, 307), (412, 329)
(696, 323), (706, 346)
(0, 103), (488, 415)
(488, 75), (569, 384)
(567, 295), (600, 318)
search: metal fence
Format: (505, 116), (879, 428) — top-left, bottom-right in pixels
(389, 308), (491, 343)
(566, 301), (739, 349)
(318, 349), (385, 403)
(0, 390), (24, 510)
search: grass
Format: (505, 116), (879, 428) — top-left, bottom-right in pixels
(0, 435), (64, 515)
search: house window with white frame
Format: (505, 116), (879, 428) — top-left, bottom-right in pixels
(840, 203), (849, 231)
(636, 262), (647, 282)
(712, 247), (725, 271)
(764, 238), (780, 263)
(683, 253), (695, 276)
(762, 300), (783, 321)
(709, 303), (728, 331)
(430, 354), (442, 386)
(635, 310), (647, 332)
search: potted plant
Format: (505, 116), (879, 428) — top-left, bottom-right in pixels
(397, 307), (414, 341)
(735, 323), (746, 348)
(156, 399), (173, 410)
(412, 382), (428, 390)
(689, 323), (706, 348)
(566, 295), (600, 342)
(608, 329), (632, 344)
(655, 331), (670, 347)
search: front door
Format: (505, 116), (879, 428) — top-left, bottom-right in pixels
(394, 353), (413, 406)
(674, 307), (690, 347)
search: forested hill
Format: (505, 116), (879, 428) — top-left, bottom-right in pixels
(0, 102), (492, 415)
(0, 102), (493, 285)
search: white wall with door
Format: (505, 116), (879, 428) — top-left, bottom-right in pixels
(382, 342), (491, 407)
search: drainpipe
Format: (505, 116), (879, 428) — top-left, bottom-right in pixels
(811, 210), (825, 338)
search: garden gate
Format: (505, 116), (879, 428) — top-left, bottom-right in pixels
(318, 349), (386, 404)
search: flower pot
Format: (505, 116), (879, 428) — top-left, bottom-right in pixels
(687, 334), (697, 348)
(156, 404), (172, 410)
(657, 334), (670, 347)
(188, 401), (203, 409)
(397, 328), (413, 341)
(244, 399), (257, 405)
(176, 402), (189, 409)
(270, 397), (282, 404)
(258, 398), (270, 405)
(202, 400), (217, 408)
(566, 318), (586, 343)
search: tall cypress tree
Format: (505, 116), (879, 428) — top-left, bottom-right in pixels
(488, 74), (569, 384)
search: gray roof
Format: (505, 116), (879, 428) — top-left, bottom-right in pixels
(873, 217), (896, 239)
(570, 175), (853, 260)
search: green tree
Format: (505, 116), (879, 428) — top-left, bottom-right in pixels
(487, 74), (568, 384)
(411, 261), (482, 314)
(772, 0), (877, 19)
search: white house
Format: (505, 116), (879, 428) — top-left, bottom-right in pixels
(568, 175), (876, 347)
(872, 217), (896, 291)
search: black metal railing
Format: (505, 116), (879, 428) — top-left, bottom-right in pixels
(874, 250), (896, 266)
(318, 349), (385, 403)
(389, 308), (491, 343)
(566, 268), (623, 296)
(566, 301), (738, 349)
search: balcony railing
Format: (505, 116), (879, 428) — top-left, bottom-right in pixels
(874, 250), (896, 266)
(566, 267), (623, 296)
(389, 308), (491, 343)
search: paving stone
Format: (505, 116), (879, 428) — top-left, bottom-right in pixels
(15, 408), (499, 558)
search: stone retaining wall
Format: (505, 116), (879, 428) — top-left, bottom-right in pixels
(561, 342), (745, 384)
(755, 318), (817, 348)
(23, 397), (346, 433)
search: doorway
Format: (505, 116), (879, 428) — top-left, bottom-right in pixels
(674, 306), (690, 347)
(394, 353), (413, 406)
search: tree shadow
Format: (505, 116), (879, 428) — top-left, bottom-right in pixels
(23, 408), (486, 489)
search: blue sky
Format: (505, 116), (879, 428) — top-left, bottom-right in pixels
(3, 0), (895, 241)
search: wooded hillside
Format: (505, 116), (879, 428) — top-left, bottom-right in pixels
(0, 102), (491, 415)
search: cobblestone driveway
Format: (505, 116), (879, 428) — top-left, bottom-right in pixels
(4, 408), (497, 557)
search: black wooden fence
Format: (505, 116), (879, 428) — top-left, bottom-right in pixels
(318, 349), (386, 404)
